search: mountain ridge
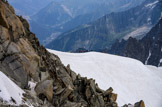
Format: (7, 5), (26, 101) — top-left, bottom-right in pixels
(46, 0), (162, 52)
(30, 0), (145, 44)
(110, 18), (162, 67)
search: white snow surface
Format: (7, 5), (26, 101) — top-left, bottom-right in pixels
(145, 50), (151, 64)
(160, 59), (162, 63)
(28, 81), (37, 92)
(0, 71), (24, 105)
(145, 0), (159, 9)
(146, 65), (162, 79)
(159, 58), (162, 66)
(48, 49), (162, 107)
(123, 26), (152, 40)
(61, 4), (73, 17)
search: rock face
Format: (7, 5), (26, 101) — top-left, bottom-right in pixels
(46, 0), (162, 52)
(0, 2), (9, 28)
(0, 0), (121, 106)
(123, 100), (145, 107)
(110, 18), (162, 67)
(35, 79), (53, 102)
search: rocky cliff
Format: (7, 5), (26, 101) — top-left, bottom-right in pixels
(0, 0), (145, 107)
(110, 18), (162, 67)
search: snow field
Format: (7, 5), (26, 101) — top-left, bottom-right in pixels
(48, 49), (162, 107)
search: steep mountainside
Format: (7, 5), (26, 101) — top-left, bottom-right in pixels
(110, 18), (162, 67)
(7, 0), (55, 16)
(32, 2), (73, 26)
(31, 0), (145, 44)
(47, 0), (162, 52)
(0, 1), (145, 107)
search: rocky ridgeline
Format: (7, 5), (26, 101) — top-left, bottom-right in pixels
(110, 18), (162, 67)
(0, 0), (144, 107)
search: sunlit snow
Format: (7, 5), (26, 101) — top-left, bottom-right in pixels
(48, 49), (162, 107)
(123, 26), (152, 40)
(145, 50), (151, 64)
(0, 71), (24, 105)
(145, 0), (159, 9)
(61, 4), (73, 17)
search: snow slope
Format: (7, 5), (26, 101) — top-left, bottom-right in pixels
(145, 0), (159, 9)
(123, 26), (152, 40)
(0, 71), (24, 105)
(48, 49), (162, 107)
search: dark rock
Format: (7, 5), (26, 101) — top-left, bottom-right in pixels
(110, 93), (118, 102)
(35, 80), (53, 102)
(55, 88), (65, 96)
(104, 87), (113, 96)
(110, 18), (162, 67)
(134, 100), (145, 107)
(123, 100), (145, 107)
(96, 83), (104, 93)
(0, 2), (9, 28)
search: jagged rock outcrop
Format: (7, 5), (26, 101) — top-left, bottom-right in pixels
(123, 100), (145, 107)
(0, 0), (120, 106)
(0, 2), (9, 28)
(110, 18), (162, 67)
(35, 79), (54, 102)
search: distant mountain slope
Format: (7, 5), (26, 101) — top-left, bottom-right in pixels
(47, 0), (162, 51)
(7, 0), (55, 16)
(32, 2), (73, 26)
(48, 49), (162, 107)
(110, 18), (162, 67)
(31, 0), (145, 44)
